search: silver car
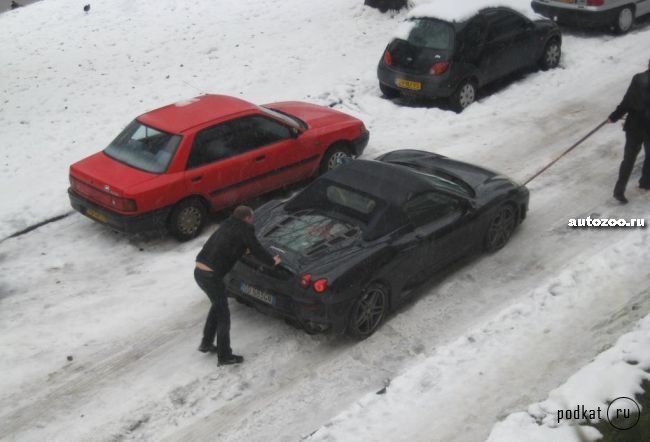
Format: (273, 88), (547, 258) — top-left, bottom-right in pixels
(531, 0), (650, 33)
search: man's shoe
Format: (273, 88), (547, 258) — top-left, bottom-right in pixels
(218, 354), (244, 366)
(613, 193), (628, 204)
(198, 343), (219, 353)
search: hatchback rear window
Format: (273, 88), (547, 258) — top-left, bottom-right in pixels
(104, 120), (181, 173)
(407, 18), (454, 50)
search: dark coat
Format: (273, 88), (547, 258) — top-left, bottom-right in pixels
(609, 70), (650, 135)
(196, 216), (274, 276)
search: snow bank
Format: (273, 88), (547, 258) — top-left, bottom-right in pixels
(487, 314), (650, 441)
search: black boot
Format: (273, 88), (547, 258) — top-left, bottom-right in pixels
(218, 354), (244, 365)
(613, 192), (628, 204)
(198, 343), (219, 353)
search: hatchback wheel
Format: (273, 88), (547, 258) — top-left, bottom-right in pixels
(540, 40), (561, 70)
(168, 198), (207, 241)
(614, 6), (634, 34)
(319, 143), (352, 174)
(484, 204), (517, 252)
(348, 283), (387, 339)
(450, 80), (476, 112)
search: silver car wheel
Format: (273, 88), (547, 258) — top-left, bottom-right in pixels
(544, 43), (560, 68)
(458, 83), (475, 109)
(177, 206), (203, 235)
(617, 7), (634, 33)
(327, 151), (351, 170)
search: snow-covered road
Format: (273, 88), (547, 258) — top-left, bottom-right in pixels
(1, 1), (649, 441)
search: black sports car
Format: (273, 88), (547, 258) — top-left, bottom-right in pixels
(225, 150), (529, 339)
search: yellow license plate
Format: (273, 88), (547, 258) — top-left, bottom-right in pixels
(85, 208), (108, 223)
(396, 79), (422, 91)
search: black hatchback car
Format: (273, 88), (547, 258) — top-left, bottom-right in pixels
(226, 150), (529, 339)
(377, 6), (562, 111)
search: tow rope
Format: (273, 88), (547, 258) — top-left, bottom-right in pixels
(523, 119), (609, 185)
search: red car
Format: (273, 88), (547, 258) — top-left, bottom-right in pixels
(68, 95), (369, 240)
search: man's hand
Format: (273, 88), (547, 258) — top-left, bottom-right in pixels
(273, 255), (282, 266)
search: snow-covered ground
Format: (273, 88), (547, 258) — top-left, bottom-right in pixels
(1, 0), (649, 441)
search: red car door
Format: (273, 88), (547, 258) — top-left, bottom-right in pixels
(184, 120), (263, 211)
(226, 114), (317, 195)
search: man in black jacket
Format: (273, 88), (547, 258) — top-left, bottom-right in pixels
(195, 205), (280, 365)
(609, 58), (650, 204)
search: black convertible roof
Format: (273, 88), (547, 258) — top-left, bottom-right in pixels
(320, 159), (436, 206)
(286, 159), (438, 240)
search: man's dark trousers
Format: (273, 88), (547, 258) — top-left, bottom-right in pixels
(194, 268), (231, 358)
(614, 130), (650, 195)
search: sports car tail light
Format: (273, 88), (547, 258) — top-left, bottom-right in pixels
(429, 61), (449, 75)
(300, 274), (312, 288)
(383, 50), (392, 66)
(312, 278), (328, 294)
(587, 0), (603, 5)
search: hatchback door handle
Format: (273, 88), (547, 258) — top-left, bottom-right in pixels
(191, 175), (202, 183)
(255, 155), (266, 162)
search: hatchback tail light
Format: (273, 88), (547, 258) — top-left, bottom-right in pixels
(383, 50), (392, 66)
(587, 0), (604, 5)
(429, 61), (450, 75)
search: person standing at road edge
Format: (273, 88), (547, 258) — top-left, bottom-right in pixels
(194, 205), (281, 365)
(609, 57), (650, 204)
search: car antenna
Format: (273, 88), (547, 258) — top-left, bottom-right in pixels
(182, 79), (205, 96)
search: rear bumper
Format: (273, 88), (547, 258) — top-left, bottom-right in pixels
(225, 260), (352, 334)
(378, 63), (457, 99)
(68, 188), (171, 234)
(531, 3), (619, 27)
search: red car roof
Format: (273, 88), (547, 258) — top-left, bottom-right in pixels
(137, 94), (258, 134)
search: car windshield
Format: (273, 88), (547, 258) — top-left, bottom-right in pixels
(264, 213), (359, 256)
(103, 120), (181, 174)
(407, 18), (454, 50)
(260, 106), (307, 129)
(413, 170), (473, 197)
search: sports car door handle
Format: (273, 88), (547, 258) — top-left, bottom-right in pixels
(255, 155), (266, 162)
(191, 175), (202, 183)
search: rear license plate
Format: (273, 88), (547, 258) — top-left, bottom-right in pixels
(558, 0), (575, 3)
(85, 208), (108, 223)
(240, 282), (275, 305)
(396, 79), (422, 91)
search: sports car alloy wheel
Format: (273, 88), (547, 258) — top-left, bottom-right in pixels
(348, 284), (387, 339)
(484, 205), (516, 252)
